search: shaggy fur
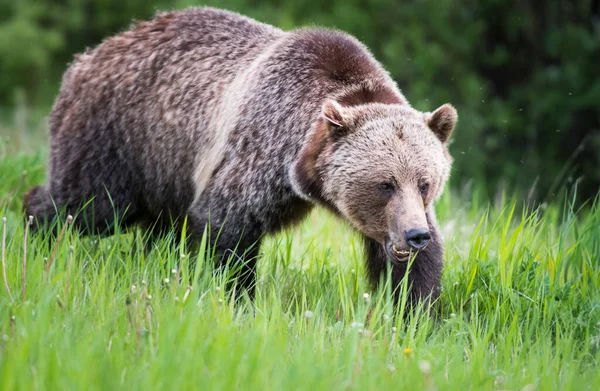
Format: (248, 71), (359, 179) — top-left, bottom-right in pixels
(24, 7), (457, 303)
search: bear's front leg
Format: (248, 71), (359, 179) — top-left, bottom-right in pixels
(187, 206), (262, 301)
(362, 230), (443, 307)
(215, 244), (261, 301)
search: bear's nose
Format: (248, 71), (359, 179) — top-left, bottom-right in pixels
(405, 228), (431, 250)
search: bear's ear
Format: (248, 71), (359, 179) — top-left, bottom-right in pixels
(321, 100), (350, 132)
(425, 104), (458, 144)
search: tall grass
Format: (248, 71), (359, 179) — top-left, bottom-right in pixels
(1, 144), (599, 390)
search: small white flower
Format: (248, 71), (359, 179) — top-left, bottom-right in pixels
(383, 314), (390, 321)
(215, 286), (221, 292)
(392, 327), (397, 333)
(450, 313), (456, 318)
(130, 285), (136, 293)
(351, 322), (364, 329)
(164, 278), (170, 284)
(418, 360), (431, 374)
(304, 310), (314, 319)
(363, 293), (370, 301)
(171, 269), (177, 275)
(146, 295), (152, 300)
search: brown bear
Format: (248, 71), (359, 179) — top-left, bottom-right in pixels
(24, 7), (457, 304)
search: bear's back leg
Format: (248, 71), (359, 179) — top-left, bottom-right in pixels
(25, 133), (142, 236)
(23, 186), (61, 234)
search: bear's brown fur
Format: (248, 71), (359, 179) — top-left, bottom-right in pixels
(24, 7), (457, 304)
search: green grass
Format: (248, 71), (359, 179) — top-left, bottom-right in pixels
(1, 140), (599, 390)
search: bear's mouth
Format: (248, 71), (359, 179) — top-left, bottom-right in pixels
(384, 239), (412, 263)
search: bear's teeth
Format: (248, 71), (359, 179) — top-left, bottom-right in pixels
(392, 246), (409, 256)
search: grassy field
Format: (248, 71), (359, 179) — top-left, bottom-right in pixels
(1, 139), (599, 390)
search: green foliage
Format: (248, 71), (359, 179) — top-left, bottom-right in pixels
(0, 1), (62, 103)
(0, 0), (599, 199)
(1, 146), (600, 390)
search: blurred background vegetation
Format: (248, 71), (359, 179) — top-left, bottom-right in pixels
(0, 0), (599, 203)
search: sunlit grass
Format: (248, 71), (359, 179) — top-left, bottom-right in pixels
(1, 143), (599, 390)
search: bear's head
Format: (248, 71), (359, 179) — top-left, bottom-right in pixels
(291, 100), (457, 263)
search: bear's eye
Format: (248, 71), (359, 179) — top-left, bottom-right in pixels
(378, 182), (395, 194)
(419, 183), (430, 197)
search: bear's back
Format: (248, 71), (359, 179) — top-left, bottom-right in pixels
(50, 7), (284, 137)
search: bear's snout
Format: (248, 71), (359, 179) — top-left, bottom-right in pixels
(385, 227), (430, 263)
(405, 228), (431, 250)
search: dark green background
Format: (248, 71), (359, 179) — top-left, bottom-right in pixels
(1, 0), (599, 202)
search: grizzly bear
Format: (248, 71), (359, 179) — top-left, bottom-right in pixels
(24, 7), (457, 304)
